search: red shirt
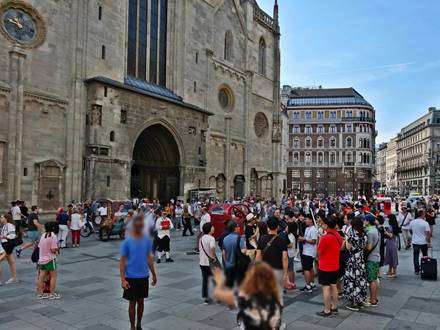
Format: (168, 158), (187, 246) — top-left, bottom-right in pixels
(317, 229), (343, 272)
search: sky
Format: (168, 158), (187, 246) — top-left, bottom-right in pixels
(258, 0), (440, 143)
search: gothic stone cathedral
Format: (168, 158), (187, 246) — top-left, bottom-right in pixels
(0, 0), (285, 211)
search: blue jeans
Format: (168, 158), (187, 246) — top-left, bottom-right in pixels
(412, 244), (428, 272)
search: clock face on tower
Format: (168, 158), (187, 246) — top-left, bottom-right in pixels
(0, 1), (46, 49)
(2, 8), (37, 43)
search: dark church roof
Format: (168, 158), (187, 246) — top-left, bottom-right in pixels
(85, 76), (213, 115)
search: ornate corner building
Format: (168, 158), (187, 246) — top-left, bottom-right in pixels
(283, 86), (376, 197)
(0, 0), (285, 211)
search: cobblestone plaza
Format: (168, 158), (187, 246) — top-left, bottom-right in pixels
(0, 224), (439, 330)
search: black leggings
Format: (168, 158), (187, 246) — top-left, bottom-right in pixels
(200, 265), (211, 298)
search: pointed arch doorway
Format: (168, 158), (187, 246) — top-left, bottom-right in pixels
(131, 124), (180, 203)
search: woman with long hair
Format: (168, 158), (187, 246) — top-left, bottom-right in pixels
(213, 262), (283, 330)
(343, 216), (368, 311)
(0, 214), (18, 284)
(384, 214), (399, 277)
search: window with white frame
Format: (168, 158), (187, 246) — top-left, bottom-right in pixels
(330, 125), (336, 133)
(318, 152), (324, 164)
(346, 124), (352, 133)
(305, 137), (312, 148)
(317, 137), (324, 148)
(318, 125), (324, 133)
(305, 111), (312, 119)
(305, 152), (312, 164)
(293, 138), (300, 148)
(293, 152), (299, 164)
(318, 111), (324, 119)
(330, 111), (337, 118)
(293, 126), (300, 133)
(330, 137), (336, 148)
(346, 137), (352, 148)
(330, 152), (336, 164)
(293, 112), (300, 119)
(305, 126), (312, 134)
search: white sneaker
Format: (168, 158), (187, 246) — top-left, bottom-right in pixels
(5, 278), (18, 284)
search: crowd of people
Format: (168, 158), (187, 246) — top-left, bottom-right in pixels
(0, 194), (438, 330)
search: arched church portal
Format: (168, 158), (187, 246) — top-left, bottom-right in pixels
(131, 124), (180, 203)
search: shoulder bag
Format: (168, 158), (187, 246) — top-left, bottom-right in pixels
(200, 235), (222, 270)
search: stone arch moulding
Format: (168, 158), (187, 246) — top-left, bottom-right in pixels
(131, 118), (187, 166)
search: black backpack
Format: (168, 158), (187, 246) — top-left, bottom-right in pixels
(235, 235), (251, 273)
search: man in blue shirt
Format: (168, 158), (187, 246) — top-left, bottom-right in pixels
(222, 221), (246, 287)
(120, 215), (157, 330)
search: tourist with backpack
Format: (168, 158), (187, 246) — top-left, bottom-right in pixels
(221, 222), (247, 288)
(256, 216), (289, 306)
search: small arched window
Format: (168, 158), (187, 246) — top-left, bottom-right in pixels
(258, 37), (266, 75)
(305, 152), (312, 164)
(317, 137), (324, 148)
(318, 152), (324, 164)
(346, 137), (352, 148)
(330, 152), (336, 165)
(305, 136), (312, 148)
(110, 131), (115, 142)
(224, 31), (233, 61)
(330, 137), (336, 148)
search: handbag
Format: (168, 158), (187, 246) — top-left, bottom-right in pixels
(200, 235), (222, 270)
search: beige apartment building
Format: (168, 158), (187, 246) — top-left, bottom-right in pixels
(385, 137), (398, 193)
(375, 143), (387, 191)
(396, 107), (440, 195)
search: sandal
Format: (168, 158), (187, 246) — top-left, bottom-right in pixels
(316, 310), (332, 317)
(49, 293), (62, 300)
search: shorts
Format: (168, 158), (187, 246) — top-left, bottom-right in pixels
(301, 255), (315, 271)
(1, 242), (14, 255)
(156, 236), (170, 252)
(318, 269), (339, 286)
(288, 257), (294, 272)
(366, 261), (380, 282)
(14, 220), (26, 232)
(27, 231), (40, 242)
(39, 259), (57, 272)
(123, 277), (149, 301)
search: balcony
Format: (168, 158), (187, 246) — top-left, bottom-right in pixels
(341, 116), (375, 123)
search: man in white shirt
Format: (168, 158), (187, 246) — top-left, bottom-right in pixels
(98, 205), (108, 219)
(199, 208), (211, 232)
(11, 201), (23, 234)
(409, 209), (431, 275)
(398, 203), (413, 250)
(298, 214), (318, 292)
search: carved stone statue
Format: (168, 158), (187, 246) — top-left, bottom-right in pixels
(272, 122), (282, 142)
(91, 104), (102, 126)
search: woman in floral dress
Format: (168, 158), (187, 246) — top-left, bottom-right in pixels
(343, 216), (368, 311)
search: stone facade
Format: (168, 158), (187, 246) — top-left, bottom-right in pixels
(375, 143), (387, 191)
(396, 107), (440, 195)
(0, 0), (284, 211)
(385, 137), (398, 193)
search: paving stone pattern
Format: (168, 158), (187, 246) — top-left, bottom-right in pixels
(1, 222), (440, 330)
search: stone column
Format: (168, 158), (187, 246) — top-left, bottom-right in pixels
(7, 46), (26, 202)
(225, 115), (232, 199)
